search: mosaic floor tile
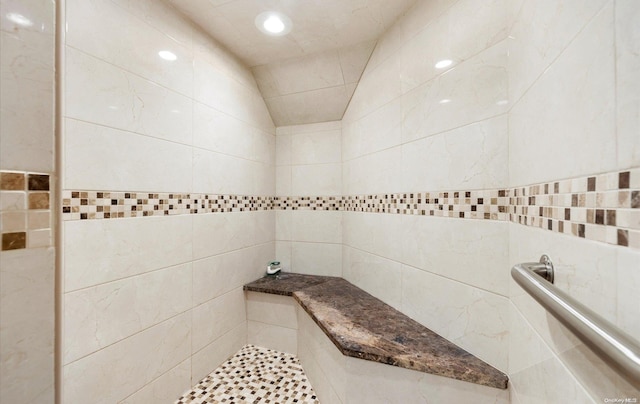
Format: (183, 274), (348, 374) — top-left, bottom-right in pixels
(175, 345), (319, 404)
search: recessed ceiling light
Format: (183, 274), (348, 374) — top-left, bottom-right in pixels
(264, 15), (285, 33)
(435, 59), (453, 69)
(158, 50), (177, 61)
(6, 12), (33, 27)
(255, 12), (292, 36)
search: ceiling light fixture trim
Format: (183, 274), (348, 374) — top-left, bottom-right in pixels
(255, 11), (292, 36)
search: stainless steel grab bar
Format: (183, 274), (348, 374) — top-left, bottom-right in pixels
(511, 255), (640, 388)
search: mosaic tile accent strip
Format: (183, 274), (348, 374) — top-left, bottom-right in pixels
(1, 171), (53, 250)
(175, 344), (318, 404)
(62, 168), (640, 250)
(61, 191), (275, 220)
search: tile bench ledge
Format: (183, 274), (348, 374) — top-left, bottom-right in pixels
(244, 272), (508, 390)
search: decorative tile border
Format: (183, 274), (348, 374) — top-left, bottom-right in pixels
(61, 191), (274, 220)
(1, 171), (53, 251)
(61, 168), (640, 250)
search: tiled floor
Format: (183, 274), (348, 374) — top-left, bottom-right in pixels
(175, 345), (319, 404)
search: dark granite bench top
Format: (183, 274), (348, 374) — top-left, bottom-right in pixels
(244, 273), (508, 390)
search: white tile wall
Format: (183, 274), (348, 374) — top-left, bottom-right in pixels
(510, 4), (617, 186)
(63, 312), (191, 404)
(64, 263), (192, 363)
(0, 248), (55, 402)
(275, 122), (343, 276)
(61, 0), (275, 401)
(0, 0), (55, 401)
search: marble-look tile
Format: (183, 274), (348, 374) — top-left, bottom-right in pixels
(363, 0), (457, 73)
(63, 312), (191, 404)
(616, 248), (640, 337)
(64, 263), (193, 364)
(347, 55), (402, 122)
(0, 0), (55, 33)
(559, 342), (639, 401)
(275, 241), (292, 272)
(247, 321), (298, 355)
(0, 247), (54, 403)
(0, 30), (54, 173)
(275, 210), (292, 241)
(400, 0), (508, 94)
(65, 47), (193, 146)
(192, 243), (272, 306)
(297, 307), (348, 401)
(277, 121), (342, 136)
(119, 359), (191, 404)
(291, 211), (342, 244)
(66, 0), (194, 97)
(342, 98), (402, 161)
(193, 57), (269, 128)
(401, 216), (510, 296)
(509, 4), (616, 186)
(508, 303), (554, 375)
(65, 118), (192, 192)
(192, 28), (260, 94)
(342, 146), (403, 195)
(275, 166), (292, 197)
(108, 0), (194, 48)
(508, 0), (608, 103)
(291, 242), (342, 277)
(296, 336), (343, 404)
(509, 224), (618, 332)
(191, 322), (247, 383)
(401, 115), (508, 192)
(245, 292), (298, 329)
(401, 40), (508, 144)
(192, 212), (261, 260)
(345, 354), (508, 404)
(192, 148), (255, 195)
(258, 49), (345, 96)
(342, 212), (403, 263)
(291, 129), (341, 165)
(275, 132), (292, 166)
(342, 246), (402, 310)
(64, 215), (192, 291)
(265, 85), (351, 126)
(192, 288), (246, 352)
(401, 265), (509, 371)
(616, 0), (640, 169)
(291, 164), (342, 196)
(338, 40), (376, 84)
(192, 102), (255, 159)
(510, 351), (594, 404)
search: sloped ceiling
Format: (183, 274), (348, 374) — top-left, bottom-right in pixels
(168, 0), (418, 126)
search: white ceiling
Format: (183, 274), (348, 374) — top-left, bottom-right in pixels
(169, 0), (418, 126)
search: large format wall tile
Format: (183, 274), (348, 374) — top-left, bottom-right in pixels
(65, 47), (193, 146)
(65, 118), (193, 192)
(0, 247), (54, 403)
(62, 3), (275, 401)
(64, 215), (192, 291)
(63, 312), (191, 404)
(120, 359), (191, 404)
(66, 0), (194, 97)
(342, 246), (402, 310)
(401, 216), (509, 296)
(401, 265), (509, 371)
(508, 0), (608, 103)
(64, 263), (193, 363)
(192, 287), (246, 352)
(401, 115), (508, 192)
(509, 4), (616, 186)
(616, 0), (640, 169)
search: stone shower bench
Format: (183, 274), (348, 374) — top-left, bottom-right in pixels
(243, 272), (508, 392)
